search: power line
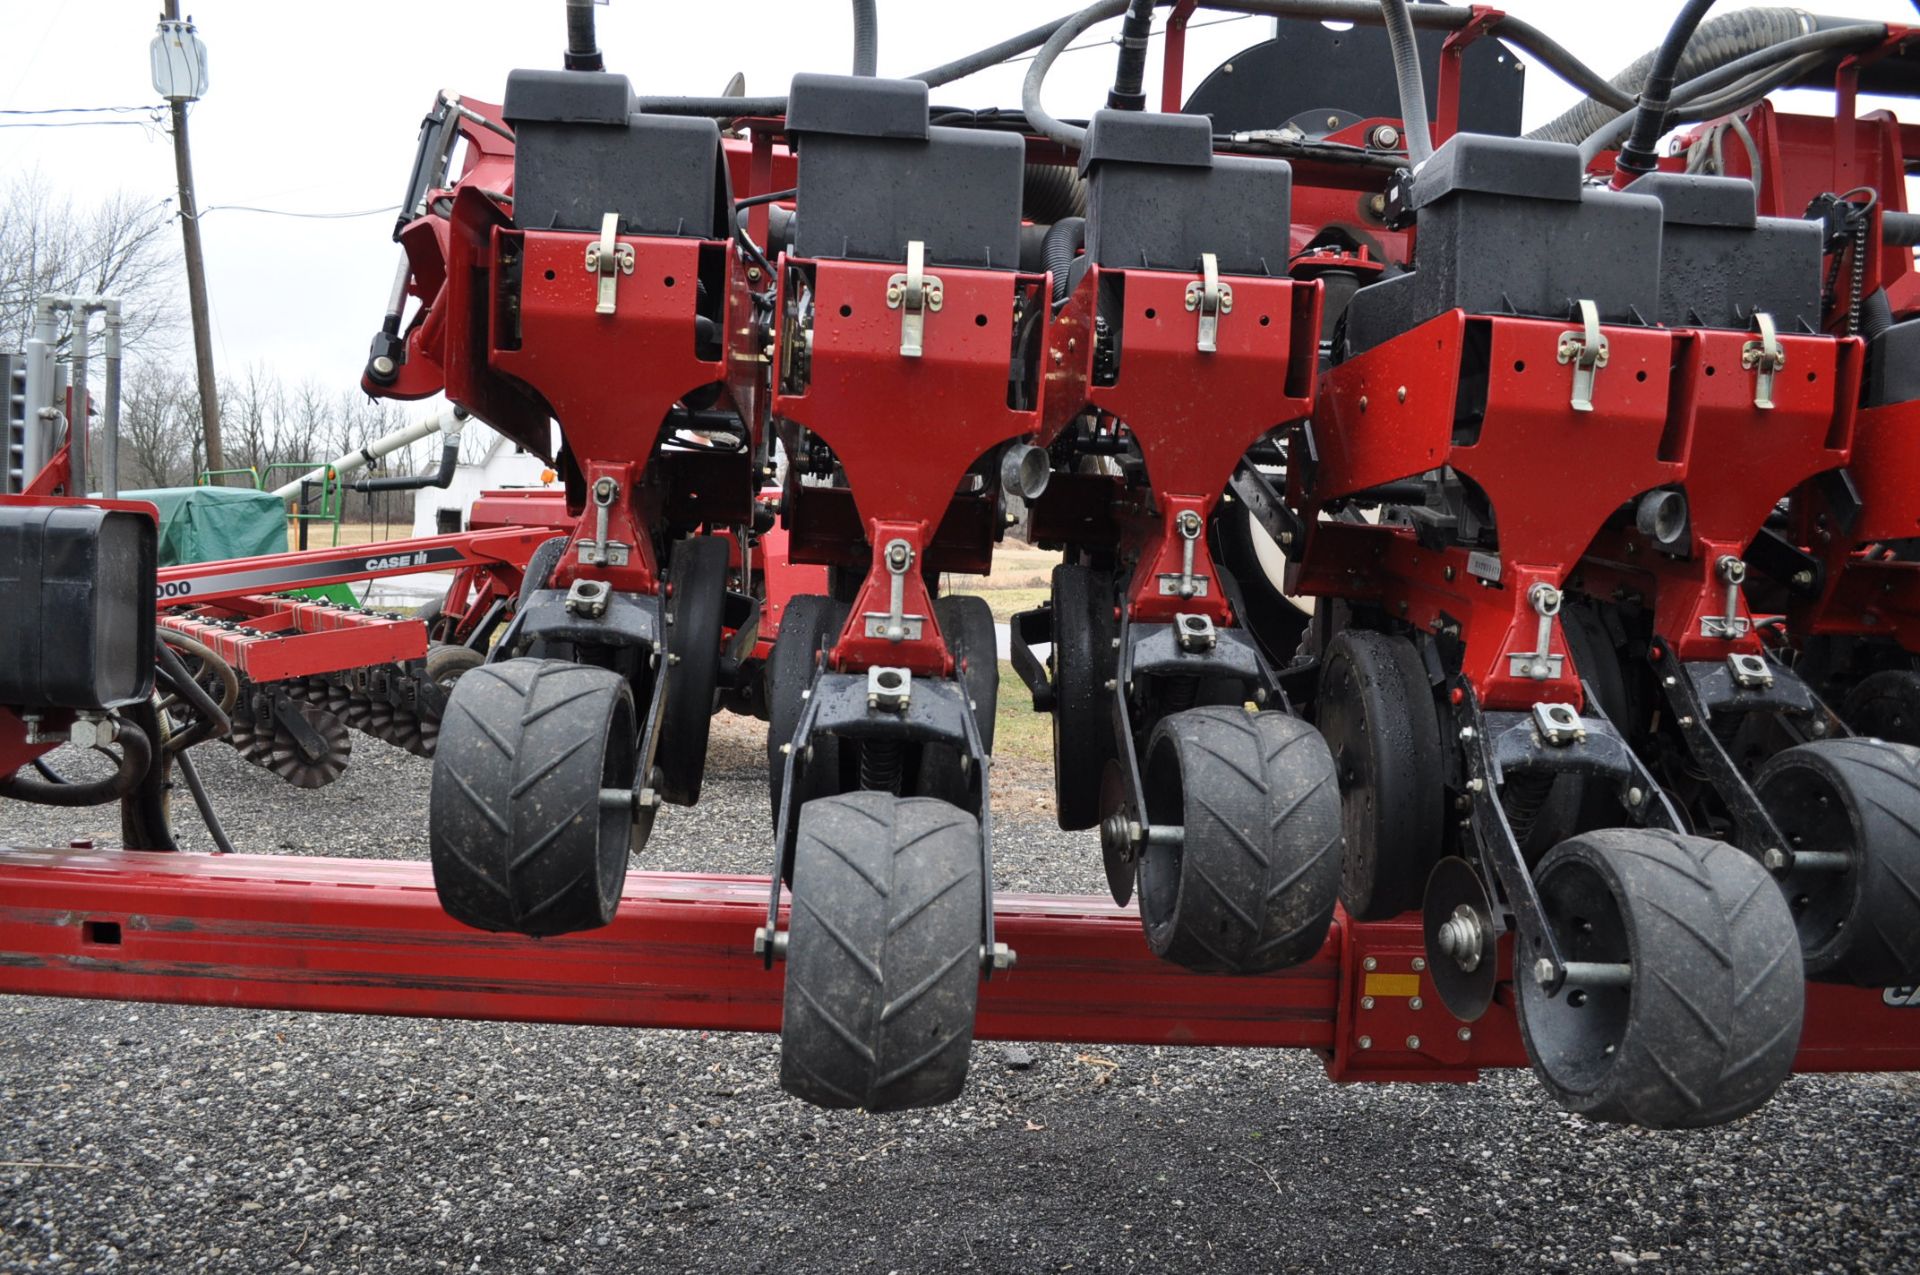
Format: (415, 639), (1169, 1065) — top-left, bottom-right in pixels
(194, 204), (402, 220)
(1003, 13), (1255, 67)
(0, 119), (161, 129)
(0, 104), (166, 115)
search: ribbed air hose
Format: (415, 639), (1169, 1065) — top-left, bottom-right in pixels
(851, 0), (879, 76)
(1043, 217), (1087, 306)
(563, 0), (603, 72)
(1527, 7), (1817, 144)
(1024, 164), (1089, 223)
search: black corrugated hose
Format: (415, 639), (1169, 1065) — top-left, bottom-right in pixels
(852, 0), (879, 76)
(1043, 217), (1087, 306)
(1376, 0), (1433, 168)
(1107, 0), (1158, 110)
(1528, 8), (1815, 145)
(1614, 0), (1720, 182)
(563, 0), (603, 72)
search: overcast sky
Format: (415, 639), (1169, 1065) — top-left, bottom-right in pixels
(3, 0), (1918, 392)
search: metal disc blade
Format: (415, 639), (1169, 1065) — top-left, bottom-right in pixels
(1424, 855), (1498, 1022)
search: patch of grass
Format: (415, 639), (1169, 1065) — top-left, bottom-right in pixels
(951, 584), (1050, 624)
(993, 660), (1052, 764)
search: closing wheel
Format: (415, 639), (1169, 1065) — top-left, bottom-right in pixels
(1840, 669), (1920, 748)
(657, 536), (730, 806)
(1754, 737), (1920, 985)
(780, 792), (983, 1112)
(765, 595), (849, 879)
(1138, 706), (1343, 973)
(1517, 828), (1803, 1129)
(1050, 564), (1118, 830)
(429, 658), (638, 937)
(917, 593), (999, 807)
(1315, 629), (1443, 920)
(417, 643), (484, 755)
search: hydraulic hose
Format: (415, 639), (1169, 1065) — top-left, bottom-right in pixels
(1043, 216), (1087, 306)
(851, 0), (879, 76)
(1576, 25), (1883, 165)
(1108, 0), (1158, 110)
(0, 718), (151, 808)
(910, 13), (1084, 87)
(1023, 1), (1636, 151)
(156, 635), (233, 753)
(1529, 7), (1822, 145)
(174, 749), (238, 855)
(639, 12), (1088, 117)
(1615, 0), (1721, 183)
(563, 0), (603, 72)
(1377, 0), (1433, 168)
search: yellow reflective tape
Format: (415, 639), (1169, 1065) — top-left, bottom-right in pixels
(1364, 972), (1422, 998)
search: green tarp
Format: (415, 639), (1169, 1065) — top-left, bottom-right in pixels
(126, 486), (288, 566)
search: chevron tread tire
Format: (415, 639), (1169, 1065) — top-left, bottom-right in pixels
(429, 658), (637, 937)
(1137, 706), (1343, 974)
(1756, 737), (1920, 986)
(1517, 828), (1802, 1129)
(780, 792), (982, 1112)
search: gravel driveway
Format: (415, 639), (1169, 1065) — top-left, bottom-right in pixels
(1, 722), (1915, 1274)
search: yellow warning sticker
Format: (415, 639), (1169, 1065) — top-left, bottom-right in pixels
(1364, 973), (1422, 998)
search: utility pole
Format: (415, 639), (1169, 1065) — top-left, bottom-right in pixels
(158, 2), (223, 476)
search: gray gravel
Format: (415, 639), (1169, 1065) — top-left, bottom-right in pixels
(1, 725), (1916, 1274)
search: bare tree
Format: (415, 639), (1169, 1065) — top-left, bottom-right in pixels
(118, 360), (200, 489)
(0, 173), (182, 355)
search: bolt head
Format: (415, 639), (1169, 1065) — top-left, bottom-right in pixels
(1406, 1036), (1421, 1050)
(1763, 847), (1790, 872)
(1360, 995), (1375, 1010)
(1532, 957), (1557, 988)
(1362, 956), (1378, 971)
(1409, 997), (1424, 1011)
(1457, 1027), (1473, 1042)
(1410, 957), (1426, 972)
(1357, 1035), (1373, 1050)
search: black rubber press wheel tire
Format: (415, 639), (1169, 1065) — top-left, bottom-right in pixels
(657, 536), (730, 806)
(1050, 563), (1118, 831)
(1138, 706), (1343, 973)
(1315, 629), (1442, 920)
(780, 792), (983, 1112)
(1516, 828), (1803, 1129)
(1755, 737), (1920, 986)
(430, 658), (638, 937)
(918, 593), (1000, 809)
(765, 594), (849, 841)
(1840, 669), (1920, 748)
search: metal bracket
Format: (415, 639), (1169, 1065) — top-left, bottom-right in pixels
(583, 213), (633, 315)
(866, 666), (912, 713)
(1183, 252), (1233, 353)
(577, 475), (631, 567)
(862, 537), (925, 641)
(564, 578), (611, 619)
(1157, 509), (1210, 599)
(1531, 702), (1586, 746)
(1728, 651), (1773, 689)
(1555, 299), (1608, 412)
(1741, 311), (1785, 411)
(1173, 612), (1217, 652)
(1507, 583), (1565, 680)
(1700, 555), (1751, 640)
(885, 239), (943, 359)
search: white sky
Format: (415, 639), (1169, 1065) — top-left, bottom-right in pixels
(3, 0), (1917, 389)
